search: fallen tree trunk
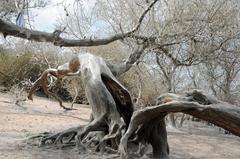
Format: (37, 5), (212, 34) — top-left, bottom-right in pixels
(119, 90), (240, 159)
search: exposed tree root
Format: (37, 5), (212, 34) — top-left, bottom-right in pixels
(36, 115), (124, 154)
(39, 126), (83, 147)
(28, 90), (240, 159)
(119, 90), (240, 159)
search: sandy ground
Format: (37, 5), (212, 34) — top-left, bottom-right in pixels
(0, 92), (239, 159)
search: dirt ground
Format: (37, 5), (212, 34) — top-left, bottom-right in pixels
(0, 92), (239, 159)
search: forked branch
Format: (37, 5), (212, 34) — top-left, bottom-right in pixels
(27, 69), (68, 109)
(28, 57), (81, 110)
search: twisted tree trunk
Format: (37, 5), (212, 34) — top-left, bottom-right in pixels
(27, 54), (240, 159)
(119, 90), (240, 159)
(26, 52), (240, 158)
(33, 53), (134, 154)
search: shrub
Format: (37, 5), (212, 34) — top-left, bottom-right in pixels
(0, 49), (42, 89)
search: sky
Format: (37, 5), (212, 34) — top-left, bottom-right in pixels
(31, 0), (74, 31)
(30, 0), (109, 36)
(1, 0), (70, 45)
(0, 0), (108, 46)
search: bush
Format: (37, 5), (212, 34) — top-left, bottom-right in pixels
(0, 49), (42, 89)
(0, 45), (87, 104)
(0, 42), (165, 106)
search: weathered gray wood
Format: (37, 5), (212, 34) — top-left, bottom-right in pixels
(119, 90), (240, 159)
(0, 0), (159, 47)
(31, 53), (134, 152)
(0, 18), (131, 47)
(78, 53), (134, 127)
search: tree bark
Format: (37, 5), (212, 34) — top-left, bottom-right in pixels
(0, 18), (133, 47)
(119, 90), (240, 158)
(32, 53), (136, 154)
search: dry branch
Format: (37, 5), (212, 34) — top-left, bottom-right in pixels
(0, 0), (159, 47)
(119, 90), (240, 158)
(107, 44), (147, 77)
(27, 68), (69, 109)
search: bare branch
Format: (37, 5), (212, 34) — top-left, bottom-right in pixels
(107, 44), (147, 77)
(0, 0), (159, 47)
(155, 54), (170, 82)
(131, 0), (159, 33)
(28, 57), (81, 110)
(156, 46), (194, 66)
(0, 71), (10, 78)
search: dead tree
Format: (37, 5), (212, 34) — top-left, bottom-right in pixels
(1, 1), (240, 157)
(28, 53), (240, 158)
(28, 53), (134, 152)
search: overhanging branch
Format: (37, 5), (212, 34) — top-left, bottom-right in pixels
(0, 0), (159, 47)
